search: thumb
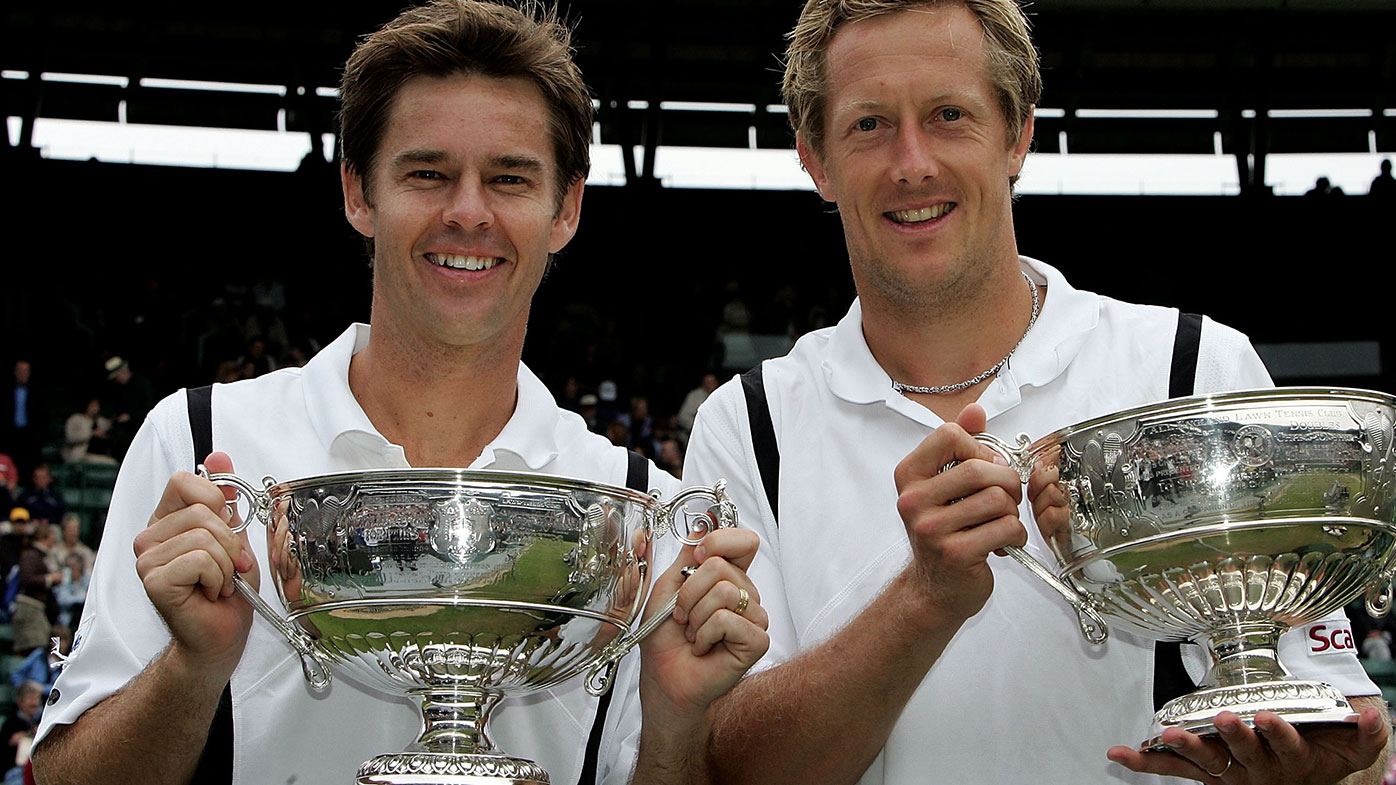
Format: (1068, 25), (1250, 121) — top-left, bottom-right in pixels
(955, 403), (987, 435)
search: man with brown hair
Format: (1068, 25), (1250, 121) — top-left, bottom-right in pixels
(682, 1), (1390, 784)
(30, 3), (767, 784)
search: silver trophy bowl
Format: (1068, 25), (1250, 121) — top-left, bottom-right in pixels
(975, 388), (1396, 748)
(202, 467), (735, 785)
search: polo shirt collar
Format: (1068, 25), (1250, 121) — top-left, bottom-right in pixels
(301, 323), (560, 470)
(303, 323), (380, 454)
(477, 363), (560, 471)
(824, 256), (1099, 422)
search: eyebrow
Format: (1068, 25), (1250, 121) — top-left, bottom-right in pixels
(389, 149), (548, 174)
(491, 153), (547, 173)
(391, 148), (449, 168)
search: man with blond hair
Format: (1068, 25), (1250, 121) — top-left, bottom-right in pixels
(681, 1), (1391, 784)
(30, 3), (768, 784)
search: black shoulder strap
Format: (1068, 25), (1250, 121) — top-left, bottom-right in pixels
(186, 385), (235, 782)
(1153, 313), (1204, 711)
(740, 364), (780, 525)
(579, 450), (649, 784)
(188, 384), (214, 471)
(1169, 312), (1204, 401)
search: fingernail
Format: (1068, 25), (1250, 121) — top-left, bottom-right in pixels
(1218, 722), (1237, 736)
(685, 626), (695, 642)
(992, 454), (1008, 466)
(672, 605), (687, 625)
(237, 550), (253, 572)
(694, 545), (708, 562)
(1164, 738), (1184, 750)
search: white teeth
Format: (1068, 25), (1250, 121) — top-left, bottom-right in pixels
(890, 203), (953, 223)
(429, 254), (501, 270)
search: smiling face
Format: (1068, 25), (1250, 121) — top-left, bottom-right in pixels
(343, 73), (582, 353)
(799, 5), (1033, 316)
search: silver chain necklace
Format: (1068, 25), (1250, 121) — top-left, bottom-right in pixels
(890, 271), (1040, 396)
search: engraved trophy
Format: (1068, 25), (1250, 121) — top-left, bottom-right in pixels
(202, 468), (735, 784)
(972, 388), (1396, 748)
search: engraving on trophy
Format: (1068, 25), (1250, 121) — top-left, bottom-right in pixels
(1232, 425), (1275, 468)
(430, 496), (498, 562)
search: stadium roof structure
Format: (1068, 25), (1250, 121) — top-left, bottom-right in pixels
(5, 0), (1394, 192)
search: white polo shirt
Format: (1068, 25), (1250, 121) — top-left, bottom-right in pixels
(37, 323), (679, 785)
(684, 257), (1376, 785)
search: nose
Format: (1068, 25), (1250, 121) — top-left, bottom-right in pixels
(890, 126), (940, 185)
(442, 178), (494, 230)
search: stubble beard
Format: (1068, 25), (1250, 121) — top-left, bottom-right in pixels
(848, 235), (999, 328)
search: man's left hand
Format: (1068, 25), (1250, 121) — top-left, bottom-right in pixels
(1107, 706), (1390, 784)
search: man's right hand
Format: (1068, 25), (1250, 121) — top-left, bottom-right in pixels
(133, 451), (258, 680)
(892, 404), (1027, 624)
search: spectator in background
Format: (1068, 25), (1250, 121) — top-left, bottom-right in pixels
(102, 357), (155, 460)
(1372, 159), (1396, 199)
(61, 399), (116, 465)
(605, 419), (629, 450)
(676, 372), (719, 444)
(51, 514), (93, 579)
(16, 466), (64, 526)
(13, 521), (61, 657)
(0, 362), (43, 480)
(578, 393), (601, 433)
(0, 508), (32, 579)
(54, 554), (87, 629)
(595, 379), (622, 433)
(10, 625), (70, 698)
(237, 337), (277, 378)
(1364, 630), (1393, 661)
(619, 396), (658, 458)
(1306, 175), (1346, 197)
(657, 437), (684, 480)
(0, 455), (17, 518)
(2, 680), (42, 782)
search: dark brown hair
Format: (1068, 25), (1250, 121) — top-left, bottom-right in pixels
(339, 0), (593, 204)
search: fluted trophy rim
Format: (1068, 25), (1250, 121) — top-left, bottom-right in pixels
(1026, 386), (1396, 454)
(257, 466), (660, 505)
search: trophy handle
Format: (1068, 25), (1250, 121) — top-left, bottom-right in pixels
(585, 482), (737, 699)
(968, 434), (1111, 646)
(231, 574), (333, 690)
(583, 571), (692, 697)
(654, 479), (737, 546)
(1366, 575), (1395, 619)
(199, 468), (334, 690)
(196, 467), (272, 534)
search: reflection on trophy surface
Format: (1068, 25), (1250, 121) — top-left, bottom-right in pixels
(203, 467), (735, 785)
(980, 388), (1396, 748)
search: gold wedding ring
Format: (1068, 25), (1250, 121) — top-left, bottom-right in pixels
(1204, 756), (1232, 779)
(735, 586), (750, 616)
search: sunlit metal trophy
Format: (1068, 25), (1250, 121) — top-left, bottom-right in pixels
(972, 388), (1396, 748)
(200, 467), (735, 785)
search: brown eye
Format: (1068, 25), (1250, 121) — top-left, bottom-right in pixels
(856, 117), (878, 132)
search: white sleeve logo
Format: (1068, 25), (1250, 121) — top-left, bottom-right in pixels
(1306, 623), (1356, 656)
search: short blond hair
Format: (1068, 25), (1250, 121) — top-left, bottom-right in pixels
(783, 0), (1041, 159)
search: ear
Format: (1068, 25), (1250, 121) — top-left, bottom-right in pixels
(796, 133), (835, 202)
(1008, 110), (1035, 180)
(548, 178), (585, 254)
(342, 161), (375, 238)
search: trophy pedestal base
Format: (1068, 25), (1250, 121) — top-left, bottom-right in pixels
(1143, 679), (1357, 750)
(357, 751), (550, 785)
